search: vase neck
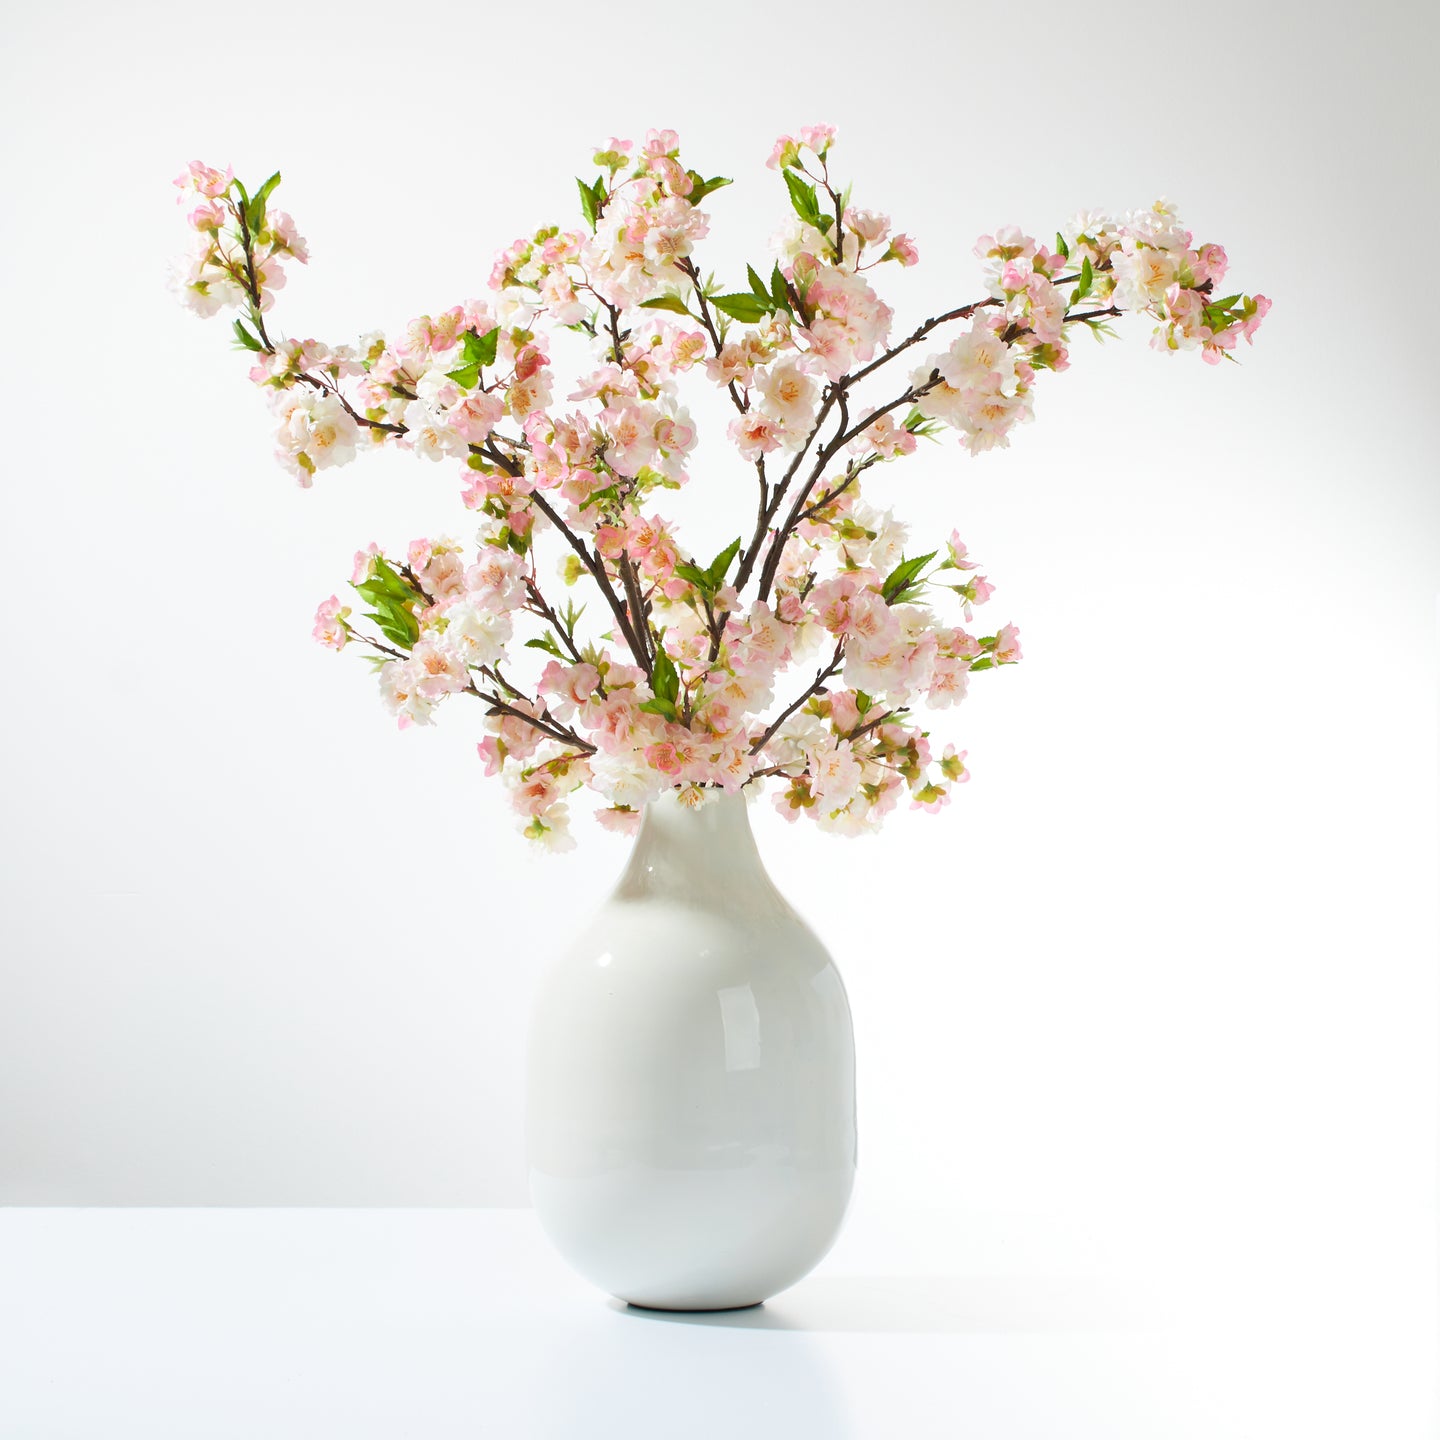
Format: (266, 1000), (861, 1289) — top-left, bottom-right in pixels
(613, 791), (774, 909)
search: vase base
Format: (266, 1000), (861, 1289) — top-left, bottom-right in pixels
(623, 1299), (764, 1314)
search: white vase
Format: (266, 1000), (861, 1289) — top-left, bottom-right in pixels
(527, 790), (857, 1311)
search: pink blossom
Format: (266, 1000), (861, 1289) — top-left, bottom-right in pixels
(945, 533), (979, 570)
(767, 135), (801, 171)
(513, 769), (563, 816)
(729, 411), (784, 459)
(174, 161), (233, 199)
(926, 657), (970, 708)
(857, 413), (916, 459)
(957, 575), (994, 619)
(312, 596), (349, 650)
(1241, 294), (1272, 343)
(1196, 243), (1228, 286)
(844, 208), (890, 246)
(994, 623), (1023, 664)
(595, 805), (642, 836)
(411, 638), (469, 700)
(910, 781), (950, 814)
(644, 741), (683, 775)
(187, 201), (225, 233)
(798, 123), (836, 155)
(886, 235), (919, 267)
(351, 544), (381, 584)
(594, 525), (627, 559)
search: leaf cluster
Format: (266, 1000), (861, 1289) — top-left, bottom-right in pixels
(881, 550), (937, 605)
(673, 537), (742, 598)
(638, 646), (683, 720)
(445, 327), (500, 388)
(352, 556), (424, 649)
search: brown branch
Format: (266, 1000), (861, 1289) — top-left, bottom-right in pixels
(793, 452), (884, 524)
(754, 374), (942, 602)
(464, 682), (597, 754)
(847, 708), (901, 743)
(525, 489), (648, 670)
(295, 370), (405, 436)
(733, 385), (840, 591)
(346, 629), (407, 661)
(229, 194), (273, 352)
(615, 553), (653, 667)
(736, 299), (1001, 602)
(674, 257), (749, 416)
(523, 577), (594, 677)
(843, 297), (1000, 390)
(748, 641), (845, 755)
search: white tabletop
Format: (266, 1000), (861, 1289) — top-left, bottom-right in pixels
(1, 1208), (1432, 1439)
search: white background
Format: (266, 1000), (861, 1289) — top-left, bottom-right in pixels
(1, 0), (1436, 1421)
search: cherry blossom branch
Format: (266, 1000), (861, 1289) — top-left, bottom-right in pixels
(674, 257), (748, 416)
(229, 195), (273, 351)
(843, 298), (1000, 389)
(616, 553), (654, 666)
(736, 298), (997, 599)
(793, 452), (885, 523)
(522, 577), (594, 675)
(733, 386), (840, 590)
(176, 139), (1270, 847)
(295, 370), (405, 436)
(754, 373), (942, 600)
(462, 681), (597, 754)
(526, 489), (650, 671)
(470, 436), (649, 672)
(748, 640), (845, 755)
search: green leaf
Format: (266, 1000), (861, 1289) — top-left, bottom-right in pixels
(709, 292), (771, 323)
(674, 562), (714, 594)
(525, 633), (567, 659)
(783, 169), (829, 231)
(246, 170), (282, 232)
(232, 318), (263, 352)
(639, 294), (694, 316)
(770, 263), (793, 316)
(637, 696), (678, 720)
(462, 327), (500, 367)
(706, 537), (742, 588)
(687, 173), (733, 204)
(371, 556), (417, 599)
(445, 362), (482, 388)
(355, 557), (422, 616)
(651, 648), (681, 705)
(446, 327), (499, 386)
(747, 264), (770, 301)
(1075, 256), (1094, 303)
(968, 657), (995, 672)
(1055, 231), (1069, 260)
(364, 599), (419, 649)
(881, 550), (938, 603)
(577, 176), (601, 231)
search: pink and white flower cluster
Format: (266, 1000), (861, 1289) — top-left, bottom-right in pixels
(178, 128), (1269, 848)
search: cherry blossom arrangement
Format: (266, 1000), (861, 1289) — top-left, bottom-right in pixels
(174, 126), (1268, 850)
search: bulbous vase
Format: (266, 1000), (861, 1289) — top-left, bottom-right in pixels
(526, 790), (857, 1311)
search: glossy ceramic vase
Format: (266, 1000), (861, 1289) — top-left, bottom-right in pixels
(527, 790), (857, 1311)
